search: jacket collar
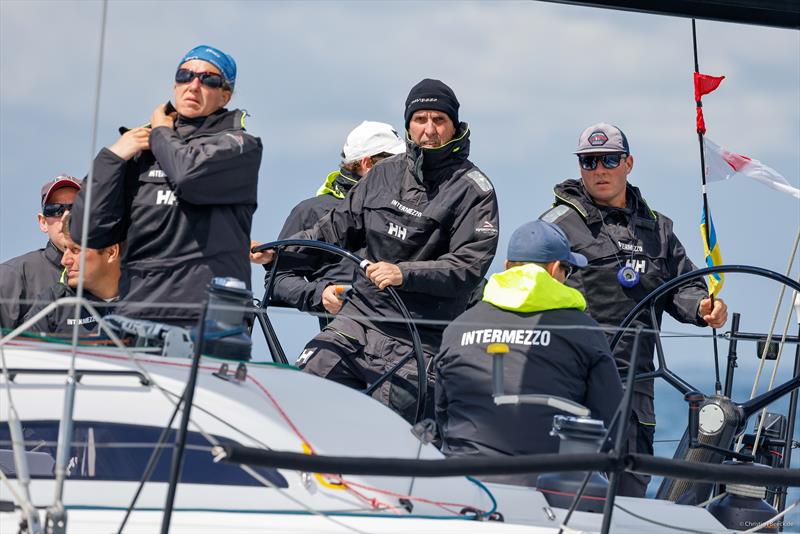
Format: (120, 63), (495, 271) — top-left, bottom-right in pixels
(483, 263), (586, 313)
(404, 122), (470, 183)
(315, 169), (360, 199)
(175, 108), (246, 139)
(553, 178), (657, 226)
(118, 108), (247, 138)
(44, 240), (63, 269)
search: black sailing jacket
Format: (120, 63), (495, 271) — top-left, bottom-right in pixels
(22, 282), (116, 336)
(294, 124), (500, 350)
(267, 170), (363, 322)
(0, 241), (64, 329)
(542, 179), (708, 422)
(435, 264), (622, 487)
(71, 109), (262, 323)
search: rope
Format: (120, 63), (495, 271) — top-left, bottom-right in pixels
(246, 373), (491, 516)
(696, 491), (727, 508)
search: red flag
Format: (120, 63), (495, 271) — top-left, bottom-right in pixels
(693, 72), (725, 134)
(694, 72), (725, 101)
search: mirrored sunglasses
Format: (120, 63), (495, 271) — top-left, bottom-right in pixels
(578, 153), (627, 170)
(42, 203), (72, 217)
(175, 68), (226, 89)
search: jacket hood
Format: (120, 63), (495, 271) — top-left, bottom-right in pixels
(553, 178), (656, 224)
(405, 122), (470, 182)
(483, 263), (586, 313)
(315, 169), (359, 199)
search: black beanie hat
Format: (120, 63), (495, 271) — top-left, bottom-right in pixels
(404, 78), (460, 129)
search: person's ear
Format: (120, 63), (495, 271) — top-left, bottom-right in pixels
(222, 89), (233, 107)
(106, 243), (120, 263)
(503, 259), (510, 270)
(625, 153), (634, 173)
(37, 213), (48, 233)
(359, 156), (373, 176)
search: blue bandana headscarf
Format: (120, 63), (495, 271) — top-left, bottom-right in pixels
(179, 45), (237, 88)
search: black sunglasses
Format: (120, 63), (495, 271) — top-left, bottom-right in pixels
(175, 68), (227, 89)
(42, 203), (72, 218)
(578, 153), (627, 170)
(561, 263), (574, 280)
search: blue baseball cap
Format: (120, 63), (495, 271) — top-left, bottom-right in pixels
(507, 220), (588, 267)
(179, 45), (236, 88)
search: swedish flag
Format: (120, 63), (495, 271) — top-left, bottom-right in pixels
(700, 206), (724, 296)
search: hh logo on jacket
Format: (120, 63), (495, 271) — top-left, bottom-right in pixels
(156, 190), (178, 206)
(388, 222), (407, 240)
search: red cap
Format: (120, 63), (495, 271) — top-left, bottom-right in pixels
(40, 175), (82, 208)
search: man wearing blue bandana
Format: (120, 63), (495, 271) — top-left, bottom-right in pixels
(71, 45), (262, 324)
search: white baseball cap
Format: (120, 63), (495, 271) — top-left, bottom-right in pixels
(342, 121), (405, 163)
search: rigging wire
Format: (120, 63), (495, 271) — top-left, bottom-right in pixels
(116, 391), (184, 534)
(751, 282), (800, 457)
(736, 229), (800, 453)
(51, 0), (109, 523)
(0, 345), (40, 531)
(78, 348), (376, 534)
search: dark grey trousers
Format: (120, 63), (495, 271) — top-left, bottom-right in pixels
(297, 316), (434, 423)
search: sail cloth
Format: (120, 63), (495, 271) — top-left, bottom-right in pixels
(704, 138), (800, 199)
(700, 206), (724, 297)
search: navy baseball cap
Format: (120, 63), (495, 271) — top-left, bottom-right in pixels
(507, 220), (588, 267)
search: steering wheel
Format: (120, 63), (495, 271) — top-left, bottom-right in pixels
(251, 239), (428, 424)
(608, 264), (800, 504)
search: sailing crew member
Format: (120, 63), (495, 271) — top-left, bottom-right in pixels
(70, 45), (262, 325)
(258, 121), (405, 329)
(435, 220), (623, 486)
(253, 79), (500, 422)
(23, 213), (121, 336)
(541, 122), (728, 497)
(0, 175), (82, 329)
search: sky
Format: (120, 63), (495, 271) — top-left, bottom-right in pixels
(1, 0), (799, 504)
